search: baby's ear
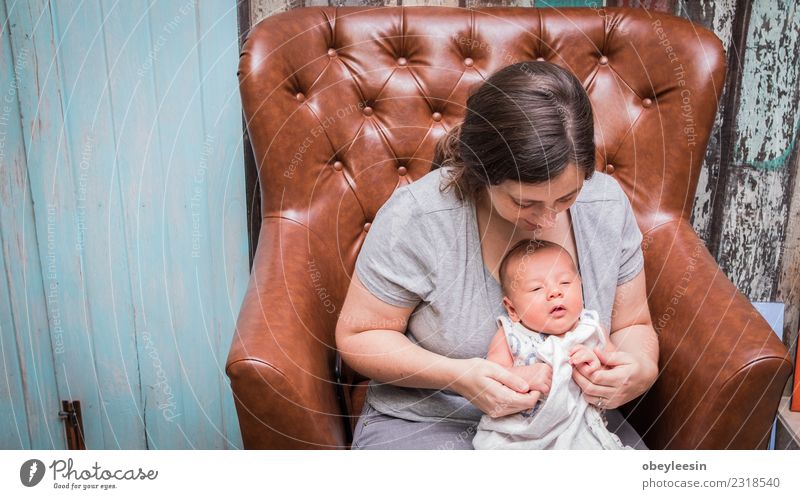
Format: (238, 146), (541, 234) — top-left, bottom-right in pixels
(502, 296), (519, 321)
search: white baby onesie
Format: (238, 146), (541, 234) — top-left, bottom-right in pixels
(472, 309), (632, 450)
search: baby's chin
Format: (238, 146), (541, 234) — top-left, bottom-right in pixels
(537, 314), (581, 335)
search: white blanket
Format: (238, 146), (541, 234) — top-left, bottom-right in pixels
(472, 309), (631, 450)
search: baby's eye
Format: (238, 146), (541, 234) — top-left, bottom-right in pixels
(532, 287), (542, 292)
(560, 281), (571, 285)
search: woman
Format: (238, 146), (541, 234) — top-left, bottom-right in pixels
(335, 61), (659, 449)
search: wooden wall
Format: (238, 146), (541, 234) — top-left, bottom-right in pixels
(241, 0), (800, 400)
(0, 0), (248, 449)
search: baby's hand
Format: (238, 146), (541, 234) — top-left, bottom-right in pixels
(513, 363), (552, 395)
(568, 344), (601, 372)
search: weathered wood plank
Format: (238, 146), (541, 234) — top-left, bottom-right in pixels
(196, 0), (248, 449)
(7, 0), (109, 449)
(49, 0), (145, 450)
(679, 0), (738, 243)
(145, 0), (226, 449)
(97, 0), (186, 450)
(715, 0), (799, 300)
(607, 0), (676, 11)
(777, 151), (800, 395)
(0, 0), (63, 450)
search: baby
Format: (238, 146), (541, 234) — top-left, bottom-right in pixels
(471, 239), (631, 449)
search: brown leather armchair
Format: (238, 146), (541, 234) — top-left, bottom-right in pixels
(226, 5), (793, 449)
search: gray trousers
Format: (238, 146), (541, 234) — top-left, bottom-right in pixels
(351, 401), (649, 450)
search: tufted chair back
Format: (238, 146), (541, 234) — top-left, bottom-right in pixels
(227, 6), (792, 449)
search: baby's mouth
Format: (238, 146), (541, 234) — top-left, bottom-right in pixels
(550, 304), (566, 314)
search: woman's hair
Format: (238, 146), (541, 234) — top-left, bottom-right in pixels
(433, 61), (596, 201)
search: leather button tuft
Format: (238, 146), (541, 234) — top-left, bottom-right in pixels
(432, 112), (442, 122)
(362, 106), (373, 116)
(332, 161), (343, 171)
(397, 57), (408, 66)
(464, 57), (474, 67)
(295, 92), (305, 102)
(536, 57), (545, 61)
(328, 48), (337, 57)
(642, 98), (653, 108)
(363, 222), (372, 232)
(605, 163), (615, 174)
(598, 55), (609, 65)
(397, 166), (408, 176)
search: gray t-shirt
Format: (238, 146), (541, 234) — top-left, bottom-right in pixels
(354, 166), (644, 424)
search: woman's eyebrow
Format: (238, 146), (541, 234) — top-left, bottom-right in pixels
(512, 187), (580, 203)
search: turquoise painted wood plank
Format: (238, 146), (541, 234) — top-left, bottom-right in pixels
(196, 0), (247, 449)
(1, 0), (65, 451)
(0, 7), (64, 446)
(1, 0), (33, 450)
(733, 0), (799, 171)
(0, 237), (30, 449)
(148, 0), (230, 449)
(5, 0), (107, 448)
(98, 0), (186, 449)
(49, 0), (144, 449)
(100, 0), (189, 449)
(716, 0), (800, 301)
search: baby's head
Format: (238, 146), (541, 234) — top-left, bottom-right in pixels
(498, 239), (583, 335)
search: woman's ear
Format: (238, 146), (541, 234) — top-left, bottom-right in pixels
(503, 296), (520, 321)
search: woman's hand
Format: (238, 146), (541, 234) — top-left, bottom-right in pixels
(451, 358), (543, 418)
(571, 348), (654, 410)
(508, 363), (552, 395)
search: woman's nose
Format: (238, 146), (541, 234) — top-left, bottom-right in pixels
(537, 208), (558, 227)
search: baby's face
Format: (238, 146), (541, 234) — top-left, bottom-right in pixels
(502, 248), (583, 335)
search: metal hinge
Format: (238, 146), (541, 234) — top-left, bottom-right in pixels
(58, 400), (86, 450)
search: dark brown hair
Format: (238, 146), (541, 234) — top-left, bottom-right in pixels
(433, 61), (596, 201)
(498, 239), (578, 297)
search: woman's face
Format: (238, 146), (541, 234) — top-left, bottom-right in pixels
(485, 163), (585, 231)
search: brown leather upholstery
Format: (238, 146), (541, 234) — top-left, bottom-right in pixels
(226, 6), (793, 449)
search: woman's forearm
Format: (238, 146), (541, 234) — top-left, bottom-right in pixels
(338, 329), (463, 391)
(610, 324), (660, 390)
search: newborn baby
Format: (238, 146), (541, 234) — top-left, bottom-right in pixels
(472, 239), (631, 450)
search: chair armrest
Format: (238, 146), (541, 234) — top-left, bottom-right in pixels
(226, 218), (347, 449)
(626, 219), (793, 449)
